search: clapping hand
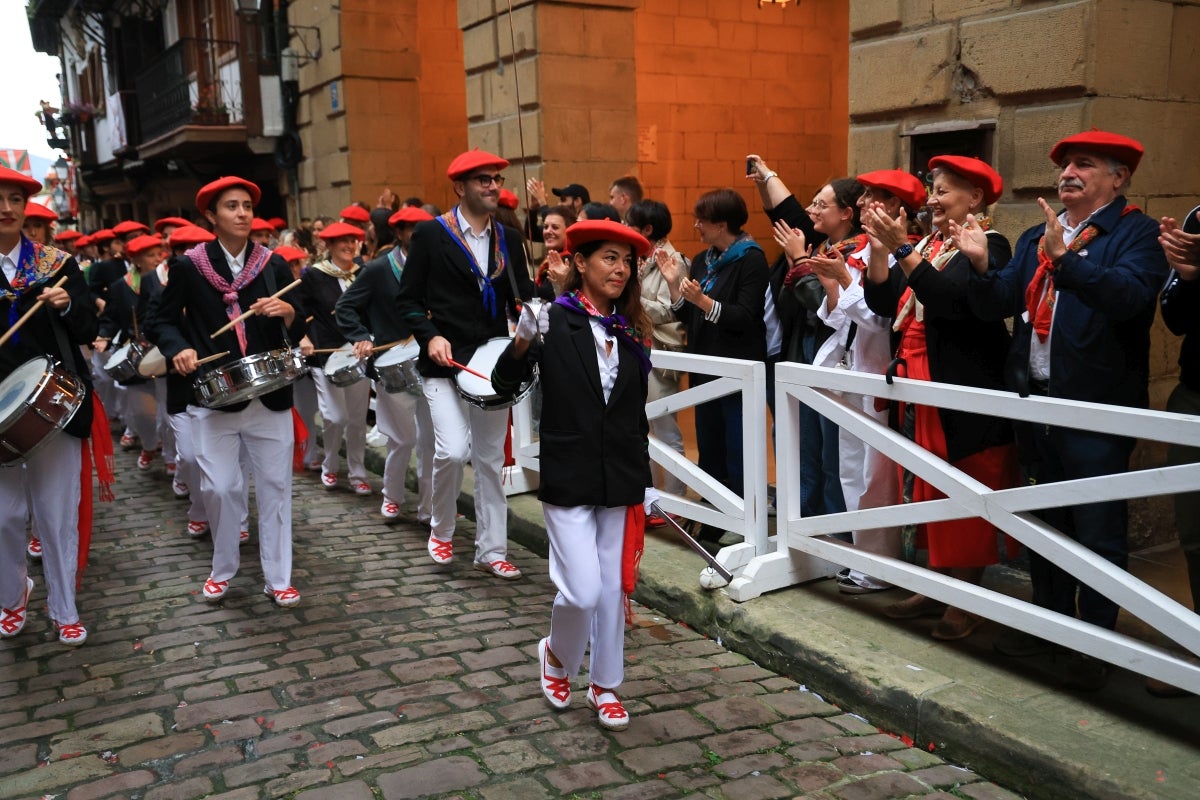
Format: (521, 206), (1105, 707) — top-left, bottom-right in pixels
(861, 202), (909, 254)
(1160, 214), (1200, 280)
(546, 250), (571, 289)
(1037, 198), (1067, 262)
(947, 213), (990, 273)
(526, 177), (547, 208)
(772, 219), (810, 263)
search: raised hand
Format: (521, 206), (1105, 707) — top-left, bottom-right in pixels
(772, 219), (810, 263)
(1037, 197), (1066, 261)
(948, 213), (990, 273)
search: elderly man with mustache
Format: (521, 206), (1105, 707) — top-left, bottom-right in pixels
(960, 131), (1169, 690)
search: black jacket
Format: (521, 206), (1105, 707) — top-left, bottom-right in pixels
(494, 304), (650, 507)
(87, 257), (126, 305)
(677, 241), (769, 370)
(396, 212), (533, 378)
(98, 271), (164, 386)
(1163, 268), (1200, 393)
(0, 240), (96, 438)
(864, 233), (1014, 463)
(295, 266), (351, 369)
(335, 253), (414, 345)
(148, 241), (306, 413)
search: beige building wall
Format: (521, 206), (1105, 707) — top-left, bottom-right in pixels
(849, 0), (1200, 547)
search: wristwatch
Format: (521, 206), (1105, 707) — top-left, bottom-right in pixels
(893, 243), (914, 260)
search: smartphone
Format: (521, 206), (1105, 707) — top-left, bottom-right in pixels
(746, 157), (755, 177)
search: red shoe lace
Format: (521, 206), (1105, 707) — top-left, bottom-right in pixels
(57, 622), (86, 641)
(28, 538), (41, 555)
(490, 560), (518, 574)
(430, 539), (453, 560)
(543, 671), (571, 702)
(204, 579), (227, 595)
(1, 607), (26, 634)
(383, 502), (399, 514)
(591, 687), (628, 719)
(272, 587), (300, 602)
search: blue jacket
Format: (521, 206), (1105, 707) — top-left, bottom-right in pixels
(967, 197), (1169, 408)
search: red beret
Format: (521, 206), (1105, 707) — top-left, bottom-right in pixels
(153, 216), (191, 232)
(91, 228), (116, 242)
(565, 220), (652, 258)
(113, 220), (150, 236)
(388, 206), (435, 227)
(195, 176), (262, 214)
(267, 217), (286, 230)
(0, 166), (41, 197)
(498, 189), (519, 209)
(856, 170), (927, 211)
(250, 217), (275, 232)
(124, 234), (165, 257)
(23, 202), (57, 221)
(1049, 129), (1144, 174)
(928, 156), (1003, 206)
(74, 234), (92, 247)
(339, 205), (370, 223)
(446, 148), (509, 180)
(318, 221), (366, 241)
(168, 225), (217, 247)
(54, 229), (82, 242)
(273, 245), (310, 263)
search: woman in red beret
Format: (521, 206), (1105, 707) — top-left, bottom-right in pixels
(861, 156), (1017, 641)
(493, 219), (655, 731)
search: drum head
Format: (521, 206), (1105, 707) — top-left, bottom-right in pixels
(374, 340), (420, 367)
(325, 347), (359, 372)
(455, 337), (512, 398)
(137, 346), (167, 378)
(107, 342), (133, 367)
(0, 358), (50, 426)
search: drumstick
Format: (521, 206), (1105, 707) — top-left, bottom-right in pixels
(210, 279), (303, 339)
(195, 350), (230, 367)
(448, 359), (490, 382)
(0, 274), (70, 348)
(369, 337), (412, 354)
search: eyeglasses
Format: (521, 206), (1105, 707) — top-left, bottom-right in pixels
(807, 199), (833, 211)
(469, 174), (506, 188)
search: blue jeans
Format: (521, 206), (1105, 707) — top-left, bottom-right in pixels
(694, 390), (744, 493)
(797, 332), (845, 518)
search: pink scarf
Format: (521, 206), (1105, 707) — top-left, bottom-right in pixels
(185, 241), (270, 354)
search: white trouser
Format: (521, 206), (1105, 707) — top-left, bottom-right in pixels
(839, 392), (902, 589)
(293, 373), (320, 467)
(122, 381), (160, 451)
(544, 503), (626, 688)
(422, 376), (509, 564)
(647, 366), (685, 495)
(154, 379), (176, 464)
(373, 385), (434, 516)
(170, 410), (250, 529)
(312, 368), (370, 482)
(190, 400), (293, 590)
(90, 349), (120, 418)
(0, 434), (82, 624)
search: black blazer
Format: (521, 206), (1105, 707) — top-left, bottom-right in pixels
(396, 213), (533, 378)
(335, 253), (414, 344)
(676, 241), (769, 370)
(0, 242), (96, 438)
(98, 271), (162, 343)
(295, 267), (350, 369)
(87, 257), (126, 304)
(148, 241), (307, 413)
(863, 233), (1014, 463)
(494, 304), (650, 508)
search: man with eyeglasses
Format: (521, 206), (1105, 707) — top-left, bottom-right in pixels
(397, 149), (534, 580)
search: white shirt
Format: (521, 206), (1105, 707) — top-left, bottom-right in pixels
(1, 240), (19, 285)
(456, 206), (490, 290)
(221, 241), (248, 279)
(1027, 201), (1113, 382)
(587, 316), (621, 404)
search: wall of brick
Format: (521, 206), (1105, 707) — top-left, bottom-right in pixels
(848, 0), (1200, 547)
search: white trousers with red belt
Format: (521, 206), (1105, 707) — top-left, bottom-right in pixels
(543, 503), (626, 690)
(170, 409), (249, 530)
(312, 368), (370, 483)
(0, 433), (82, 625)
(190, 400), (293, 591)
(373, 384), (434, 518)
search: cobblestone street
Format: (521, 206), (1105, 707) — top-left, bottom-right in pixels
(0, 442), (1024, 800)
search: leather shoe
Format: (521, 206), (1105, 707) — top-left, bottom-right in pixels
(1061, 652), (1110, 692)
(993, 628), (1055, 658)
(882, 594), (946, 620)
(931, 610), (984, 641)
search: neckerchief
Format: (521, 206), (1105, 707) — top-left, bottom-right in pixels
(386, 247), (405, 285)
(124, 265), (142, 295)
(698, 234), (761, 294)
(1026, 205), (1139, 342)
(436, 209), (508, 317)
(185, 241), (271, 355)
(783, 232), (867, 289)
(892, 217), (992, 332)
(312, 259), (357, 283)
(2, 236), (70, 336)
(555, 289), (653, 380)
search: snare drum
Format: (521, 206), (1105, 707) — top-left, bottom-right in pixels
(193, 347), (307, 409)
(0, 356), (86, 465)
(136, 345), (168, 378)
(372, 341), (422, 395)
(454, 337), (537, 410)
(323, 345), (367, 387)
(103, 340), (147, 384)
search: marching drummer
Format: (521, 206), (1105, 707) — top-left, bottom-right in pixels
(0, 165), (98, 646)
(492, 219), (658, 730)
(296, 222), (372, 496)
(335, 206), (436, 522)
(396, 149), (534, 579)
(150, 176), (307, 608)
